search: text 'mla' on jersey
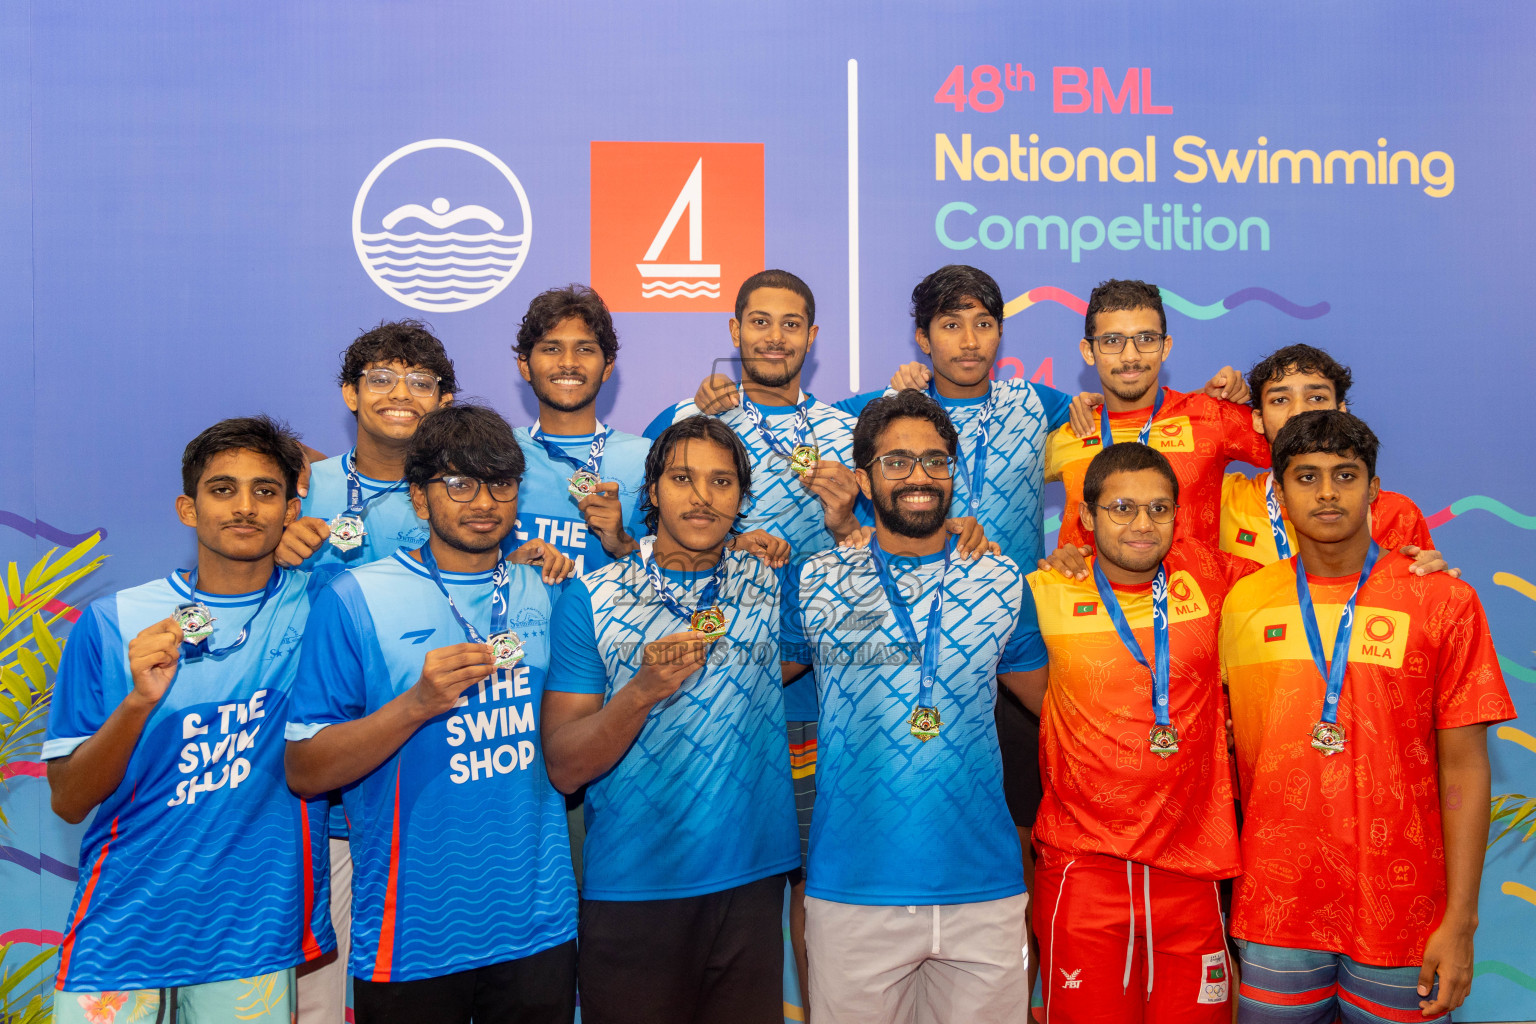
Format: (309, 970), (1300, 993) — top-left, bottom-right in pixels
(1219, 470), (1433, 564)
(507, 426), (649, 577)
(1046, 387), (1270, 551)
(44, 569), (332, 992)
(1220, 553), (1514, 966)
(1028, 539), (1257, 880)
(285, 552), (576, 982)
(546, 549), (798, 901)
(644, 392), (859, 721)
(783, 546), (1046, 906)
(300, 451), (428, 585)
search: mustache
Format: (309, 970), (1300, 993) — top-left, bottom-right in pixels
(891, 485), (944, 500)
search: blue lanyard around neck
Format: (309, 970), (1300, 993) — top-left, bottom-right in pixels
(1099, 388), (1166, 448)
(737, 386), (815, 459)
(930, 381), (995, 517)
(179, 568), (283, 657)
(527, 421), (610, 476)
(1092, 560), (1171, 727)
(640, 538), (728, 625)
(1295, 541), (1380, 726)
(418, 543), (509, 643)
(869, 535), (955, 711)
(1264, 474), (1292, 560)
(343, 449), (407, 516)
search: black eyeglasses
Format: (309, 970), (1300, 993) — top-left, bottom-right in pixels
(360, 368), (442, 397)
(867, 452), (956, 481)
(1086, 332), (1167, 354)
(426, 476), (518, 503)
(1087, 500), (1178, 525)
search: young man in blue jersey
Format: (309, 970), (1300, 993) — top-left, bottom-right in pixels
(45, 416), (332, 1024)
(543, 416), (801, 1024)
(510, 284), (650, 577)
(783, 389), (1049, 1024)
(285, 403), (577, 1024)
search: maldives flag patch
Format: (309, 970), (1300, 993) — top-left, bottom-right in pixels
(1264, 624), (1286, 642)
(1073, 601), (1097, 617)
(1236, 529), (1257, 546)
(1082, 436), (1102, 448)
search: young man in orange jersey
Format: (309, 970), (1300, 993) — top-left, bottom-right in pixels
(1220, 410), (1513, 1023)
(1019, 441), (1260, 1024)
(1221, 344), (1442, 568)
(1045, 279), (1270, 552)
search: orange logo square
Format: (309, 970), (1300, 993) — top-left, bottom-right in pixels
(590, 142), (764, 312)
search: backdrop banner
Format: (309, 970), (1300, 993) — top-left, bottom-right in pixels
(2, 3), (1533, 1021)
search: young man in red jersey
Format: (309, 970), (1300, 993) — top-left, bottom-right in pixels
(1220, 410), (1513, 1023)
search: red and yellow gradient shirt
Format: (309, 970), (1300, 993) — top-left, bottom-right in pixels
(1045, 388), (1270, 551)
(1029, 539), (1260, 879)
(1219, 471), (1433, 564)
(1220, 553), (1514, 966)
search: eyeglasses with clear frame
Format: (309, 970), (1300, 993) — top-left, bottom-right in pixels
(1086, 499), (1179, 524)
(426, 476), (518, 503)
(1085, 332), (1168, 354)
(360, 368), (442, 397)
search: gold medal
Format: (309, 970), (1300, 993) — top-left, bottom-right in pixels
(1310, 721), (1346, 756)
(690, 607), (728, 639)
(1148, 723), (1180, 758)
(908, 705), (942, 742)
(789, 444), (819, 475)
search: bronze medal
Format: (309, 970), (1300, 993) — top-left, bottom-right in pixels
(1148, 723), (1180, 758)
(1310, 721), (1346, 756)
(908, 705), (942, 742)
(690, 606), (728, 639)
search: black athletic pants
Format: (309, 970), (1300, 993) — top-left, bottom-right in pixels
(352, 938), (577, 1024)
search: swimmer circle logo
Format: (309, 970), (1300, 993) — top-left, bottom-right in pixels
(352, 139), (532, 312)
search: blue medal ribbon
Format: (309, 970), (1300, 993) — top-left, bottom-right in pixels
(527, 421), (611, 477)
(869, 534), (955, 713)
(1098, 387), (1166, 449)
(930, 381), (995, 517)
(1092, 559), (1172, 729)
(736, 386), (816, 460)
(342, 449), (407, 517)
(1295, 540), (1381, 727)
(418, 544), (509, 643)
(178, 568), (283, 658)
(639, 538), (728, 626)
(1264, 474), (1292, 560)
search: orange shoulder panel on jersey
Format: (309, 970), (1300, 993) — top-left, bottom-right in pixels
(1219, 553), (1514, 965)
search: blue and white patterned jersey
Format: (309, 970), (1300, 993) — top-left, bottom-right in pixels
(546, 546), (798, 901)
(300, 451), (427, 585)
(783, 545), (1047, 906)
(505, 426), (649, 577)
(286, 552), (576, 981)
(837, 381), (1071, 567)
(644, 393), (861, 719)
(45, 569), (333, 991)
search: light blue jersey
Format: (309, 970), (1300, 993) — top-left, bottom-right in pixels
(506, 425), (649, 576)
(546, 545), (798, 901)
(285, 552), (576, 982)
(300, 451), (428, 585)
(644, 393), (861, 719)
(836, 380), (1071, 567)
(45, 569), (333, 991)
(783, 545), (1047, 906)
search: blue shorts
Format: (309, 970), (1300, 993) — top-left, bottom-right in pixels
(1236, 939), (1447, 1024)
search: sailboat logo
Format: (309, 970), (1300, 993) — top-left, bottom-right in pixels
(352, 139), (532, 313)
(638, 159), (719, 301)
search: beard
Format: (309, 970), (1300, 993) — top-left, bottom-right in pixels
(874, 483), (952, 539)
(530, 375), (600, 414)
(427, 504), (507, 555)
(1103, 364), (1158, 404)
(742, 351), (804, 390)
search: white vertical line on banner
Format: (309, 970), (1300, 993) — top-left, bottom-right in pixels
(847, 57), (861, 394)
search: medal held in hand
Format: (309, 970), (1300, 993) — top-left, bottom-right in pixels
(690, 606), (729, 639)
(789, 444), (819, 475)
(174, 602), (216, 643)
(328, 513), (366, 552)
(567, 469), (602, 500)
(1295, 540), (1380, 758)
(489, 631), (525, 669)
(908, 705), (942, 743)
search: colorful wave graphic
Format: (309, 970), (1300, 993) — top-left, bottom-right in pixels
(1476, 957), (1536, 994)
(1003, 286), (1329, 320)
(0, 928), (63, 946)
(1426, 495), (1536, 532)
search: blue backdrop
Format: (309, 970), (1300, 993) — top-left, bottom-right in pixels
(3, 3), (1534, 1020)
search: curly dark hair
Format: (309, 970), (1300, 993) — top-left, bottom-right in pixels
(337, 320), (458, 395)
(1245, 344), (1353, 411)
(513, 284), (620, 363)
(404, 404), (526, 488)
(1084, 279), (1165, 338)
(852, 389), (960, 470)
